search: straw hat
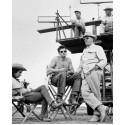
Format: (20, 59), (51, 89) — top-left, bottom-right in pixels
(104, 6), (113, 11)
(83, 32), (97, 40)
(12, 63), (27, 71)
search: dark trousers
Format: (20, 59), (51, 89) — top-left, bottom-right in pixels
(51, 72), (82, 97)
(23, 85), (53, 118)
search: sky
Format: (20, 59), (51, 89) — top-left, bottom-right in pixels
(12, 0), (113, 88)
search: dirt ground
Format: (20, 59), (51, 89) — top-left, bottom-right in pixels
(12, 106), (113, 124)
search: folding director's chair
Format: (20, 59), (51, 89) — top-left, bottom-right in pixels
(68, 92), (84, 115)
(12, 95), (41, 123)
(46, 75), (72, 121)
(101, 62), (113, 120)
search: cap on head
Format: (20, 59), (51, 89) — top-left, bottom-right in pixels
(83, 32), (97, 40)
(74, 10), (81, 14)
(12, 63), (27, 71)
(103, 6), (113, 11)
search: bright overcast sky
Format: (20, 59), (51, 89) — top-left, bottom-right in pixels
(12, 0), (113, 88)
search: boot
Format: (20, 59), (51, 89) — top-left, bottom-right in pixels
(42, 117), (51, 122)
(50, 101), (63, 110)
(97, 105), (109, 122)
(89, 115), (100, 122)
(56, 95), (66, 104)
(39, 114), (51, 122)
(70, 98), (78, 105)
(68, 95), (78, 105)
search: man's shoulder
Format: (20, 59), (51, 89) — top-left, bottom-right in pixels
(51, 56), (59, 61)
(66, 57), (71, 60)
(93, 44), (103, 50)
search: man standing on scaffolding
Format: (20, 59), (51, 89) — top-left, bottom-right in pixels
(71, 10), (86, 38)
(100, 6), (113, 34)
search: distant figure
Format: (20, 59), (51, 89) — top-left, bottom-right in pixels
(47, 45), (82, 105)
(71, 10), (86, 38)
(76, 32), (109, 122)
(100, 6), (113, 33)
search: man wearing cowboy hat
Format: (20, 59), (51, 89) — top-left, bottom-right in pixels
(12, 63), (64, 122)
(100, 6), (113, 33)
(76, 32), (109, 122)
(71, 10), (86, 38)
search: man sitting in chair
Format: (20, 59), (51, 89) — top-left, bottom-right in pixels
(47, 45), (82, 105)
(71, 10), (86, 38)
(12, 63), (64, 122)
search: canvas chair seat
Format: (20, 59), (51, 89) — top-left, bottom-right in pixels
(46, 75), (72, 120)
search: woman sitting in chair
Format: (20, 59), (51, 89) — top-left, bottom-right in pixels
(12, 63), (64, 122)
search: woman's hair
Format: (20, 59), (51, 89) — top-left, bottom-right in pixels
(12, 68), (21, 78)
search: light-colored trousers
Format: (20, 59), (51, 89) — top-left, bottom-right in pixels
(81, 70), (103, 115)
(100, 23), (113, 33)
(72, 26), (85, 37)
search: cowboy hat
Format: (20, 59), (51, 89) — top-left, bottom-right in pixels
(104, 6), (113, 11)
(83, 32), (97, 40)
(12, 63), (27, 71)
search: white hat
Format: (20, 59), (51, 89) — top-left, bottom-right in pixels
(83, 32), (97, 40)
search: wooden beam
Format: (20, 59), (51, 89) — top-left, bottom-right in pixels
(37, 20), (101, 34)
(80, 0), (113, 4)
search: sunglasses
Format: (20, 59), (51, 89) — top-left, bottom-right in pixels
(19, 71), (22, 73)
(60, 50), (67, 53)
(83, 37), (90, 40)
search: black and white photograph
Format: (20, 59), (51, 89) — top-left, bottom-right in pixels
(11, 0), (114, 124)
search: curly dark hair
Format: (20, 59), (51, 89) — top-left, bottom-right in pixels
(12, 68), (22, 78)
(57, 45), (67, 53)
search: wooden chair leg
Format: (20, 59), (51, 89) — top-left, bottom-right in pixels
(22, 104), (40, 123)
(12, 101), (25, 117)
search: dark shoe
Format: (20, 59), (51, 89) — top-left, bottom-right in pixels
(97, 105), (109, 122)
(56, 96), (66, 104)
(89, 115), (100, 122)
(41, 117), (51, 122)
(68, 98), (78, 105)
(39, 114), (51, 122)
(50, 101), (63, 109)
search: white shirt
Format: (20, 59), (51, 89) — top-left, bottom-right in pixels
(76, 44), (107, 74)
(102, 14), (113, 24)
(12, 77), (29, 96)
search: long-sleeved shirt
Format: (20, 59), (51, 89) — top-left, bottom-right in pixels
(76, 43), (107, 74)
(12, 77), (29, 96)
(102, 14), (113, 24)
(75, 18), (85, 29)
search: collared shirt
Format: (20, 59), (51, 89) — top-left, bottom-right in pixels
(76, 44), (107, 74)
(12, 77), (28, 96)
(102, 14), (113, 24)
(75, 18), (85, 29)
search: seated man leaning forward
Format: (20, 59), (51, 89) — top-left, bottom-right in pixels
(12, 63), (64, 122)
(71, 10), (86, 38)
(47, 45), (82, 105)
(76, 32), (109, 122)
(100, 6), (113, 33)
